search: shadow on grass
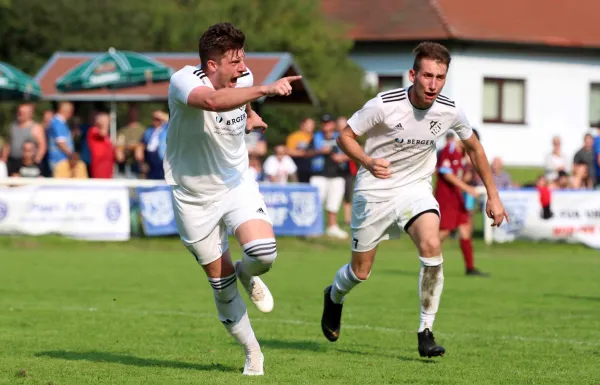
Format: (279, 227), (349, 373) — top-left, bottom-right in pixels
(35, 350), (237, 373)
(257, 339), (437, 364)
(544, 293), (600, 302)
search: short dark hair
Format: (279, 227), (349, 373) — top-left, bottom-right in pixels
(198, 23), (246, 65)
(412, 42), (451, 72)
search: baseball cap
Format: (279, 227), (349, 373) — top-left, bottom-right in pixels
(320, 113), (334, 123)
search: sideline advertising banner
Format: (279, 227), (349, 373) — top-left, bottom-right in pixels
(0, 185), (130, 241)
(491, 189), (600, 249)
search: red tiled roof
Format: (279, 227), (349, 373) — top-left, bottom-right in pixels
(322, 0), (600, 48)
(34, 52), (318, 105)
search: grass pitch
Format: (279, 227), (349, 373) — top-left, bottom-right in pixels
(1, 235), (599, 384)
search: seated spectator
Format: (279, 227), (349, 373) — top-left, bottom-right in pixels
(87, 112), (115, 179)
(572, 133), (595, 188)
(5, 103), (47, 173)
(544, 136), (567, 181)
(54, 152), (88, 179)
(263, 144), (298, 184)
(246, 154), (264, 182)
(549, 170), (571, 190)
(8, 140), (42, 178)
(136, 110), (168, 180)
(286, 117), (315, 183)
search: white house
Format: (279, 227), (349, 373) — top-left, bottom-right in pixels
(323, 0), (600, 168)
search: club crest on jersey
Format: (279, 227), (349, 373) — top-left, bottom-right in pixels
(429, 120), (442, 135)
(394, 138), (404, 144)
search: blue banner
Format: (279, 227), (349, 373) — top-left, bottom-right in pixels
(259, 183), (323, 236)
(136, 183), (323, 237)
(136, 186), (179, 237)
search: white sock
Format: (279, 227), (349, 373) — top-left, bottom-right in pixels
(208, 273), (260, 353)
(330, 264), (365, 304)
(241, 238), (277, 277)
(418, 255), (444, 332)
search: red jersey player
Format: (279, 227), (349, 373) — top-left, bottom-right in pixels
(435, 137), (489, 276)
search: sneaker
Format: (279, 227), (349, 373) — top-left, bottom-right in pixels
(326, 225), (349, 239)
(321, 285), (343, 342)
(466, 268), (490, 277)
(417, 328), (446, 358)
(235, 261), (274, 313)
(243, 351), (264, 376)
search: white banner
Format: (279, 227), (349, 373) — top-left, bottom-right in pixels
(0, 185), (130, 241)
(492, 189), (600, 248)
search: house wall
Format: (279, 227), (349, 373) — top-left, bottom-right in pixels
(349, 43), (600, 168)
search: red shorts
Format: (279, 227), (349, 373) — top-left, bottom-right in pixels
(439, 203), (469, 231)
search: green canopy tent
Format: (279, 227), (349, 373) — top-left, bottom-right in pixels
(55, 48), (174, 141)
(0, 62), (42, 101)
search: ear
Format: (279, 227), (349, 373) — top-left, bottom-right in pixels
(408, 69), (416, 83)
(205, 59), (218, 71)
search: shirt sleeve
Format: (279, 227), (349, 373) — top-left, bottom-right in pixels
(347, 96), (385, 136)
(285, 156), (298, 174)
(53, 122), (70, 141)
(452, 107), (474, 141)
(437, 151), (453, 174)
(169, 69), (207, 105)
(263, 156), (277, 176)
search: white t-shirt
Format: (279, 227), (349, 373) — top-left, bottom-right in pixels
(263, 154), (297, 184)
(347, 87), (473, 202)
(545, 153), (566, 180)
(164, 65), (254, 202)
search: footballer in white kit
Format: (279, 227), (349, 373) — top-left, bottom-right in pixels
(164, 23), (302, 376)
(320, 42), (509, 358)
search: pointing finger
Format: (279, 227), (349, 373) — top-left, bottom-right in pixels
(284, 75), (303, 83)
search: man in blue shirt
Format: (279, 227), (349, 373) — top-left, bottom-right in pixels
(47, 102), (74, 176)
(136, 110), (168, 180)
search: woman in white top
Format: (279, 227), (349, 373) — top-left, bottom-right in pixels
(263, 144), (297, 184)
(545, 136), (567, 181)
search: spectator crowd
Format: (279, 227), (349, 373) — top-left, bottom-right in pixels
(1, 102), (600, 239)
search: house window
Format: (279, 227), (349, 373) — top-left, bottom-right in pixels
(589, 83), (600, 126)
(483, 78), (525, 124)
(378, 76), (403, 92)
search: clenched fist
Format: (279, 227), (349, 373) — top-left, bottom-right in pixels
(366, 158), (391, 179)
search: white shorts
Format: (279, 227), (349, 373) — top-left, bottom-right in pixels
(350, 182), (440, 252)
(310, 175), (345, 213)
(171, 178), (272, 265)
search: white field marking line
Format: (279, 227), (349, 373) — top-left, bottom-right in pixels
(6, 305), (600, 348)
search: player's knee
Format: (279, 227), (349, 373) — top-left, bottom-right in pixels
(419, 237), (442, 257)
(242, 238), (277, 275)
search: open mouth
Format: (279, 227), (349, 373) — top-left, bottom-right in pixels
(424, 91), (437, 99)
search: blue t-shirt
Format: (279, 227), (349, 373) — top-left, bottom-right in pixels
(593, 136), (600, 183)
(141, 125), (168, 180)
(47, 116), (73, 168)
(310, 131), (347, 177)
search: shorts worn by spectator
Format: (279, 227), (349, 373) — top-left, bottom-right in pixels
(54, 152), (88, 179)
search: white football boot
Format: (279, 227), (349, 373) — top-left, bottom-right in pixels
(235, 261), (274, 313)
(243, 351), (264, 376)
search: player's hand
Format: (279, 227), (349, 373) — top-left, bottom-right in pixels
(486, 194), (509, 227)
(264, 76), (302, 97)
(246, 111), (268, 134)
(465, 186), (479, 198)
(366, 157), (391, 179)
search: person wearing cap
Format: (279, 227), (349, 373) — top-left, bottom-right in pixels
(308, 114), (350, 239)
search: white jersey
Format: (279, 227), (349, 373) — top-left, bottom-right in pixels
(164, 65), (254, 202)
(347, 87), (473, 202)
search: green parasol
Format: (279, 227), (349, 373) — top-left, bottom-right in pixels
(0, 62), (42, 101)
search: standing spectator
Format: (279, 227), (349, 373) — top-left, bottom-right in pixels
(572, 133), (595, 188)
(87, 112), (115, 179)
(115, 104), (145, 178)
(286, 117), (315, 183)
(136, 110), (168, 180)
(48, 102), (75, 176)
(246, 154), (264, 182)
(336, 115), (353, 225)
(309, 114), (349, 239)
(245, 129), (267, 158)
(4, 103), (47, 173)
(54, 152), (88, 179)
(263, 144), (298, 184)
(490, 157), (514, 189)
(544, 135), (566, 181)
(7, 140), (42, 178)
